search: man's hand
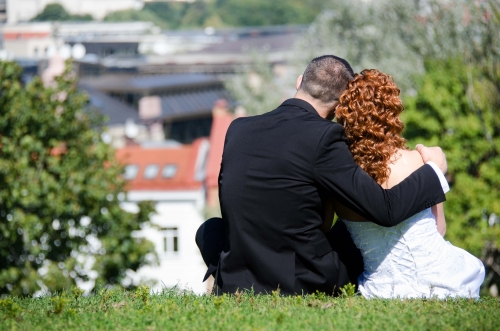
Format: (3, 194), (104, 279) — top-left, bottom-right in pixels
(415, 144), (448, 174)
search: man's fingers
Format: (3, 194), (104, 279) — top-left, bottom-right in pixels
(414, 144), (448, 175)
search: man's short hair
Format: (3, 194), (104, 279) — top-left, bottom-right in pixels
(299, 55), (355, 104)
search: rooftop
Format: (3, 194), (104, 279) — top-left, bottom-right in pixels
(81, 85), (139, 125)
(160, 88), (233, 121)
(79, 73), (221, 93)
(115, 138), (209, 192)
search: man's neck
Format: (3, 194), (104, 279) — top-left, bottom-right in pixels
(293, 91), (335, 120)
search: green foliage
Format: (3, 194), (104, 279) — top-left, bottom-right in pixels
(103, 9), (168, 29)
(134, 285), (150, 304)
(71, 287), (84, 300)
(0, 291), (499, 330)
(0, 298), (22, 319)
(212, 0), (322, 27)
(143, 2), (195, 29)
(339, 283), (356, 298)
(403, 58), (500, 256)
(0, 61), (156, 296)
(50, 295), (69, 315)
(105, 0), (324, 29)
(293, 0), (424, 93)
(31, 4), (93, 22)
(225, 53), (288, 116)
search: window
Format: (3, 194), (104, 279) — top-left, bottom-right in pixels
(162, 164), (178, 178)
(162, 227), (178, 256)
(124, 165), (139, 180)
(143, 164), (159, 179)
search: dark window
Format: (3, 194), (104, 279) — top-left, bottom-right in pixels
(166, 116), (213, 144)
(162, 227), (179, 255)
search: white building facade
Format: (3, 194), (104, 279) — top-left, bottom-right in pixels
(123, 194), (207, 294)
(116, 139), (211, 294)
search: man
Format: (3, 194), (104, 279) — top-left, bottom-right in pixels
(196, 55), (449, 295)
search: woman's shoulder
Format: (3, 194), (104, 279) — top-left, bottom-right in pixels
(383, 149), (425, 188)
(395, 149), (425, 166)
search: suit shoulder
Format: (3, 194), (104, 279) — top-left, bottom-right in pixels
(318, 121), (346, 142)
(226, 117), (247, 134)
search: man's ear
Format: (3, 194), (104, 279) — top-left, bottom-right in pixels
(296, 75), (303, 90)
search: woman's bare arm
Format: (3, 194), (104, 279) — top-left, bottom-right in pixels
(431, 203), (446, 236)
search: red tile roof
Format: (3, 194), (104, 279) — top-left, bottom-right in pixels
(115, 100), (235, 193)
(116, 138), (207, 191)
(3, 32), (51, 40)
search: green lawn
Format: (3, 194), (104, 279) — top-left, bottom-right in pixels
(1, 287), (499, 330)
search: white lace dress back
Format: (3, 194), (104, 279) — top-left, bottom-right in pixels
(343, 208), (485, 299)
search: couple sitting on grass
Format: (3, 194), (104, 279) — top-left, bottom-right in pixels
(196, 55), (485, 298)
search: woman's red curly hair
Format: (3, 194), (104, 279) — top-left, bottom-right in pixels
(335, 69), (407, 184)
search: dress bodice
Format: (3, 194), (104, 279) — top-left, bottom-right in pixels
(343, 208), (439, 275)
(342, 208), (484, 298)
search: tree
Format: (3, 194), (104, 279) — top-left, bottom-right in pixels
(31, 4), (93, 22)
(293, 0), (427, 93)
(403, 58), (500, 256)
(225, 53), (289, 116)
(31, 4), (69, 21)
(214, 0), (323, 27)
(106, 0), (324, 30)
(104, 9), (167, 29)
(0, 62), (156, 296)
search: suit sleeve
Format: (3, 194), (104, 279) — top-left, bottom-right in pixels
(312, 124), (446, 227)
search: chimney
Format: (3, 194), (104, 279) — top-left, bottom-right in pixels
(205, 99), (234, 208)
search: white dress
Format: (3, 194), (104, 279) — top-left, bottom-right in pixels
(342, 208), (485, 299)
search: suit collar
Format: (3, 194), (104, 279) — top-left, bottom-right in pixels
(280, 98), (320, 117)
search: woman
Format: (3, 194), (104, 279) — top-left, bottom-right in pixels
(327, 69), (484, 299)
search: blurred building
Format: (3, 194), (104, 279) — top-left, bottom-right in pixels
(77, 25), (305, 76)
(0, 22), (154, 59)
(116, 105), (234, 293)
(80, 73), (234, 147)
(1, 22), (302, 85)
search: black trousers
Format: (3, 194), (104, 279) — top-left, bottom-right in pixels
(195, 217), (364, 289)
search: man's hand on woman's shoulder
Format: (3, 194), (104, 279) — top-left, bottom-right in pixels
(415, 144), (448, 175)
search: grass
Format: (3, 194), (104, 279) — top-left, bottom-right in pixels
(1, 287), (499, 331)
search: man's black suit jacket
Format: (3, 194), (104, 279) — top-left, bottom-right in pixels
(216, 98), (446, 295)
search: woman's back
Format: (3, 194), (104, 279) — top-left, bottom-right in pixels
(334, 69), (484, 298)
(343, 149), (483, 299)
